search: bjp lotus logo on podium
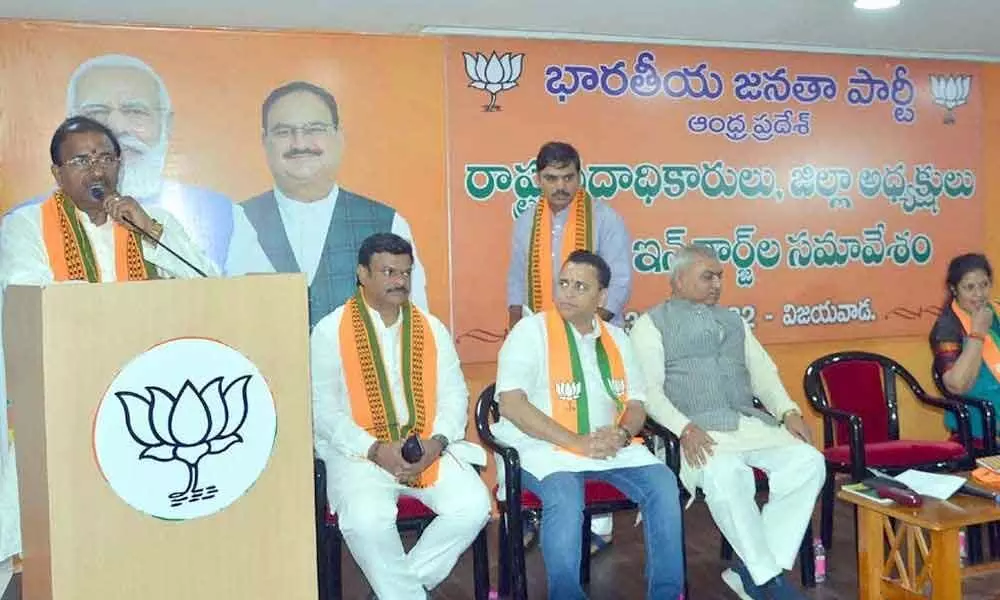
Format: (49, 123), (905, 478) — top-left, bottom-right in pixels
(94, 338), (277, 521)
(116, 376), (253, 507)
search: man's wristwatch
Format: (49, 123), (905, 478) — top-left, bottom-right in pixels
(779, 409), (801, 425)
(431, 434), (449, 451)
(616, 425), (632, 447)
(149, 218), (164, 244)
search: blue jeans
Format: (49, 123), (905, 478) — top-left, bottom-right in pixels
(521, 464), (685, 600)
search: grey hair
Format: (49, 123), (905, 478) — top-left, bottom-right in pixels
(669, 243), (719, 287)
(66, 54), (172, 116)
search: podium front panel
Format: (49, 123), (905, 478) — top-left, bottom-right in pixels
(5, 274), (315, 600)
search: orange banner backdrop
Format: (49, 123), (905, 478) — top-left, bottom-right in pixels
(446, 38), (984, 363)
(0, 21), (450, 317)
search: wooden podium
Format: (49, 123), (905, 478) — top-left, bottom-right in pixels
(3, 274), (316, 600)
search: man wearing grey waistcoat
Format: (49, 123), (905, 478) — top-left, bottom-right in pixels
(243, 81), (428, 329)
(631, 244), (823, 600)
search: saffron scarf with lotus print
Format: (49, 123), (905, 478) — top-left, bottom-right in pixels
(544, 309), (636, 456)
(40, 191), (152, 282)
(339, 290), (440, 487)
(526, 188), (593, 312)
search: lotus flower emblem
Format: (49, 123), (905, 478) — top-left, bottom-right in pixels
(463, 51), (524, 112)
(116, 375), (251, 506)
(555, 381), (582, 402)
(608, 378), (626, 398)
(929, 74), (972, 125)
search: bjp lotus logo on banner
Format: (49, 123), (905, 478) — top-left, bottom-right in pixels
(462, 51), (525, 112)
(94, 338), (277, 521)
(930, 74), (972, 125)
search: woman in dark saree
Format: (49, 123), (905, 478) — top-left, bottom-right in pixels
(929, 253), (1000, 441)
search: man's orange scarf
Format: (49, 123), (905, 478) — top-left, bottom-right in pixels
(544, 310), (634, 455)
(951, 299), (1000, 379)
(526, 189), (593, 312)
(40, 191), (150, 282)
(339, 290), (440, 487)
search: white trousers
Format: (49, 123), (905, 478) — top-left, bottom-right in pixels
(326, 452), (491, 600)
(683, 418), (825, 586)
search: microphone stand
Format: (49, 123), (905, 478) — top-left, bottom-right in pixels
(121, 215), (208, 278)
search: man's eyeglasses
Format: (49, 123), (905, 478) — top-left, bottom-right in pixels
(62, 154), (120, 170)
(268, 123), (336, 140)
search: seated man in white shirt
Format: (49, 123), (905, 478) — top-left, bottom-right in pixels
(630, 244), (824, 600)
(493, 250), (684, 600)
(310, 233), (490, 600)
(0, 115), (219, 586)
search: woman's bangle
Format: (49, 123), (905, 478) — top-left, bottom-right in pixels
(969, 331), (986, 341)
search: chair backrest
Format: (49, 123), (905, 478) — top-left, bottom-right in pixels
(803, 351), (902, 447)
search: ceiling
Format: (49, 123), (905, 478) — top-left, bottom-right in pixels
(2, 0), (999, 61)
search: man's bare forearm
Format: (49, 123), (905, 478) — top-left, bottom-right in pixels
(499, 389), (580, 449)
(619, 401), (646, 437)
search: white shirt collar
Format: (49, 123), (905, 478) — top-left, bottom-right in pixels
(358, 291), (403, 331)
(273, 183), (340, 208)
(567, 317), (601, 341)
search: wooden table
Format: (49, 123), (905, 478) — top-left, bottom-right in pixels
(838, 488), (1000, 599)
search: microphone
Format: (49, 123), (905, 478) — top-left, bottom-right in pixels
(88, 184), (208, 278)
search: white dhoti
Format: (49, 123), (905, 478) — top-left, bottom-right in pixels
(326, 448), (491, 600)
(681, 416), (825, 586)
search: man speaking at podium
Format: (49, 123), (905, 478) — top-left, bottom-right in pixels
(0, 116), (219, 283)
(0, 115), (219, 589)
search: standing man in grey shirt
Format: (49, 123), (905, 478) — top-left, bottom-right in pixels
(506, 140), (633, 553)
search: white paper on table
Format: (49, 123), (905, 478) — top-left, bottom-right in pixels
(892, 469), (967, 500)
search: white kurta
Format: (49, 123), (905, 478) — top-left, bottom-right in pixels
(0, 201), (219, 563)
(629, 312), (803, 496)
(492, 313), (659, 489)
(629, 310), (825, 586)
(310, 299), (489, 600)
(274, 185), (429, 310)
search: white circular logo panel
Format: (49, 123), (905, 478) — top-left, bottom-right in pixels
(94, 338), (277, 521)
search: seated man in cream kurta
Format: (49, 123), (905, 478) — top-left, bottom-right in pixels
(0, 115), (219, 585)
(310, 233), (490, 600)
(630, 244), (823, 600)
(493, 250), (684, 600)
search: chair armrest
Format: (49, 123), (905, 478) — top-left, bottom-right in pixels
(810, 405), (867, 480)
(475, 412), (527, 533)
(909, 386), (974, 458)
(950, 393), (997, 454)
(643, 417), (681, 474)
